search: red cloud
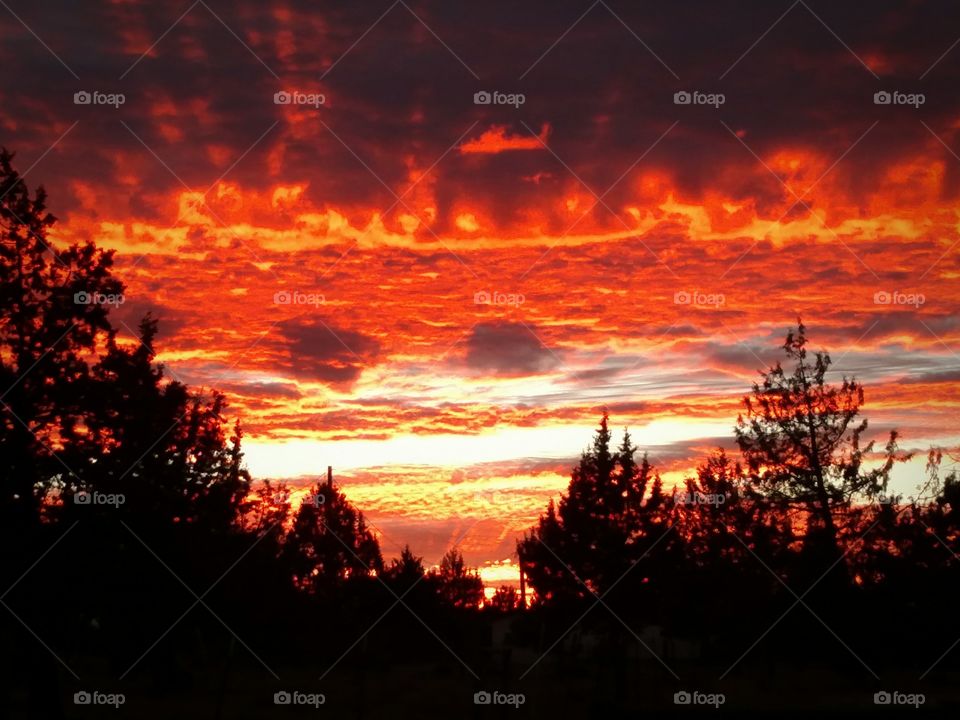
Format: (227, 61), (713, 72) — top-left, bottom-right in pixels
(459, 124), (551, 154)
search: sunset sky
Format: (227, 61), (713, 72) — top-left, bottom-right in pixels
(3, 0), (959, 584)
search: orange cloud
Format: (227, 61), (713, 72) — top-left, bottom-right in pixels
(459, 124), (551, 154)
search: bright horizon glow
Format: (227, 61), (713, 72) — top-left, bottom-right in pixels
(242, 417), (737, 479)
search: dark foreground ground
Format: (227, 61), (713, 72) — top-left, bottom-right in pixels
(3, 647), (957, 719)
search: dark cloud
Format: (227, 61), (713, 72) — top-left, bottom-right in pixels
(644, 435), (739, 470)
(671, 339), (780, 378)
(902, 368), (960, 385)
(463, 322), (559, 376)
(109, 296), (191, 338)
(278, 319), (381, 385)
(218, 381), (302, 400)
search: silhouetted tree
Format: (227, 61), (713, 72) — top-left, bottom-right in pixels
(735, 320), (905, 569)
(432, 548), (483, 609)
(385, 544), (427, 591)
(519, 415), (668, 606)
(61, 315), (250, 532)
(0, 148), (122, 531)
(488, 585), (520, 612)
(279, 474), (383, 592)
(0, 148), (260, 717)
(243, 478), (293, 536)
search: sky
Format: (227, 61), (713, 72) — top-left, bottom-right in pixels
(2, 0), (959, 584)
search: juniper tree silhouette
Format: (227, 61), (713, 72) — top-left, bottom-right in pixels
(735, 320), (907, 583)
(0, 148), (122, 534)
(278, 471), (383, 594)
(0, 148), (126, 717)
(432, 547), (484, 610)
(487, 585), (520, 613)
(673, 450), (795, 575)
(60, 315), (251, 531)
(517, 413), (668, 610)
(383, 543), (432, 609)
(0, 151), (268, 713)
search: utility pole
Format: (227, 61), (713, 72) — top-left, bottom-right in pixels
(518, 550), (527, 609)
